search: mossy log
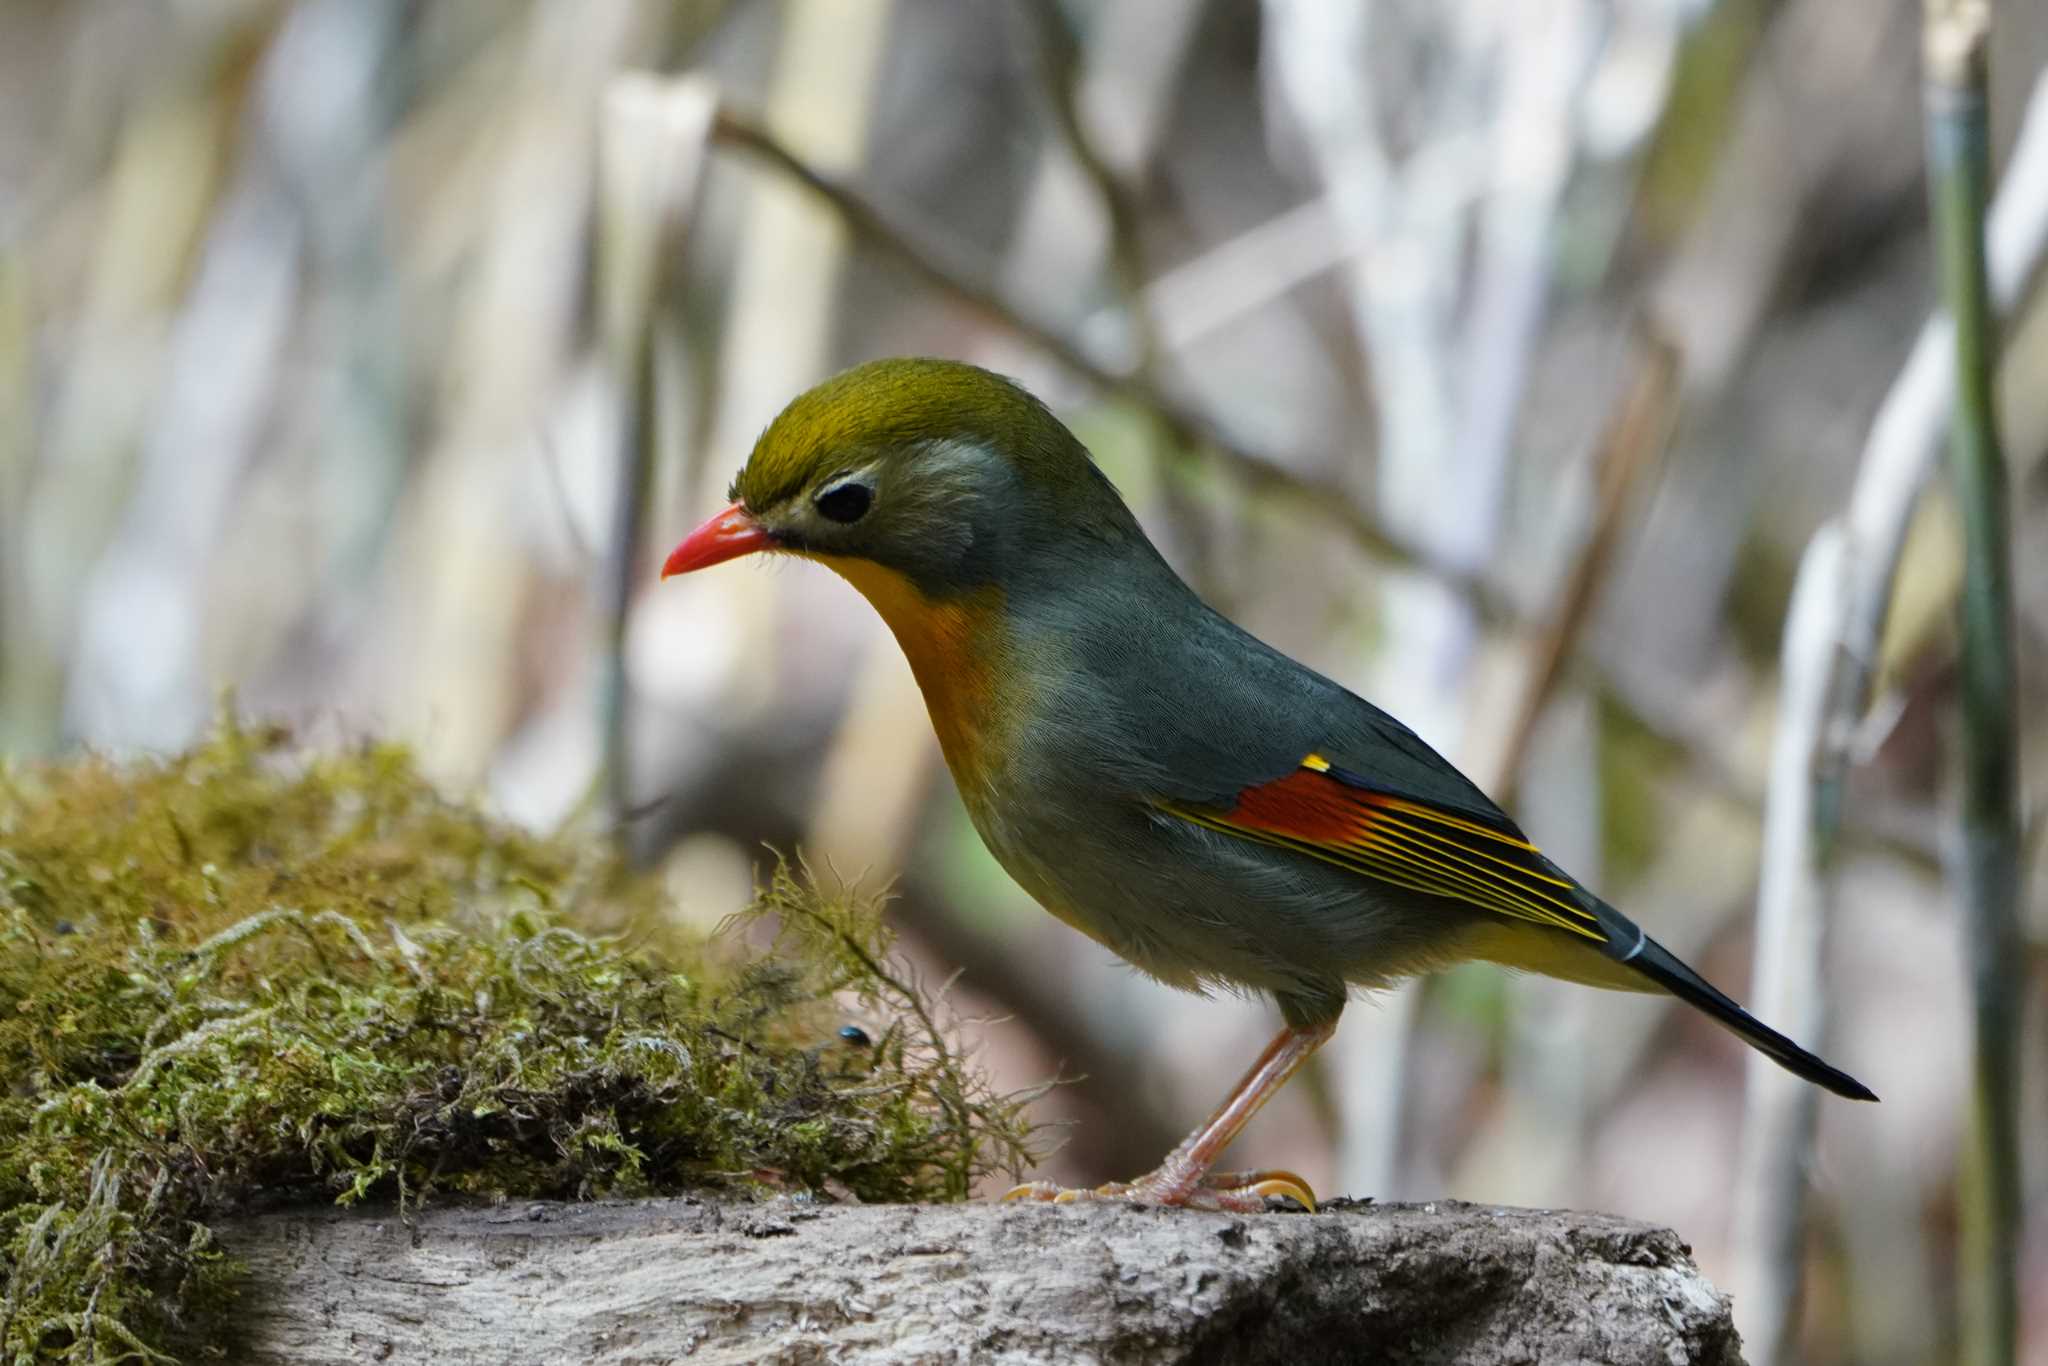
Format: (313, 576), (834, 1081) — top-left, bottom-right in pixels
(220, 1197), (1744, 1365)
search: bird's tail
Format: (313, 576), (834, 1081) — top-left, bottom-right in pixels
(1589, 898), (1878, 1102)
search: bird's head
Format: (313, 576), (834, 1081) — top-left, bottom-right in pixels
(661, 358), (1141, 599)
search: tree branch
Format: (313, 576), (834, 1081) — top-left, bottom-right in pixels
(1491, 330), (1681, 801)
(1923, 8), (2022, 1363)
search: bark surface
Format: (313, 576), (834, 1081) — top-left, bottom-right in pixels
(219, 1196), (1745, 1365)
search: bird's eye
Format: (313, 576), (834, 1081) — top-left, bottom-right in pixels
(814, 480), (872, 524)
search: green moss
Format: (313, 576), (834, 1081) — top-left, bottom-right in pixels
(0, 721), (1038, 1362)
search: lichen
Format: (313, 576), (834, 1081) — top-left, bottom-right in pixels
(0, 721), (1038, 1362)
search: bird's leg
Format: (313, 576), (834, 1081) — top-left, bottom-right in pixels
(1003, 1017), (1336, 1213)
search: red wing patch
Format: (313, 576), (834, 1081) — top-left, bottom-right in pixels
(1164, 753), (1605, 941)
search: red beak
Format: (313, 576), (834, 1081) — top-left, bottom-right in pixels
(661, 502), (772, 578)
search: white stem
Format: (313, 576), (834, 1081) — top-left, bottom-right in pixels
(1731, 527), (1844, 1365)
(1732, 68), (2048, 1365)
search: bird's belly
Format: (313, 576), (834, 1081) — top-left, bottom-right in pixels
(961, 782), (1463, 1001)
(951, 788), (1166, 971)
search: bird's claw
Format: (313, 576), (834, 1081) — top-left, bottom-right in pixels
(998, 1168), (1316, 1214)
(1000, 1181), (1065, 1203)
(1207, 1168), (1319, 1213)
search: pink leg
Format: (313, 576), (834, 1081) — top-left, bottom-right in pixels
(1003, 1018), (1337, 1213)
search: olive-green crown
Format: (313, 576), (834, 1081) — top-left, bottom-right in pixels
(731, 357), (1095, 512)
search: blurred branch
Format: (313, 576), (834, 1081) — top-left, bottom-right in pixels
(1648, 2), (1911, 395)
(597, 75), (717, 825)
(1923, 8), (2021, 1364)
(1730, 524), (1846, 1366)
(1492, 331), (1681, 801)
(1731, 55), (2048, 1366)
(710, 106), (1096, 383)
(1822, 69), (2048, 813)
(1260, 0), (1460, 552)
(1015, 0), (1164, 376)
(1107, 197), (1342, 353)
(706, 104), (1475, 607)
(1447, 0), (1597, 577)
(1635, 3), (1918, 690)
(1013, 0), (1215, 585)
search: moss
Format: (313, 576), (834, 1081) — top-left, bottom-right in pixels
(0, 721), (1038, 1362)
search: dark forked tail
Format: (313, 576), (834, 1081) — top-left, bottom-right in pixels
(1591, 898), (1878, 1102)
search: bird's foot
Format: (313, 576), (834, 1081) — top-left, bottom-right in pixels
(1000, 1167), (1316, 1214)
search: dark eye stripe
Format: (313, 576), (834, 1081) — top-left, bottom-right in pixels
(815, 481), (872, 524)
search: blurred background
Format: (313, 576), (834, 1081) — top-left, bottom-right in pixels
(2, 1), (2045, 1361)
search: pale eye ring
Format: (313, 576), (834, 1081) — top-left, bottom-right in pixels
(814, 479), (873, 524)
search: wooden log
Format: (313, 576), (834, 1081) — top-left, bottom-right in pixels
(220, 1196), (1744, 1364)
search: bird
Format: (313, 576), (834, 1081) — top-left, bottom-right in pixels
(661, 356), (1876, 1213)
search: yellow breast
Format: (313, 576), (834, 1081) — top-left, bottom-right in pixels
(814, 556), (1127, 954)
(810, 556), (1014, 803)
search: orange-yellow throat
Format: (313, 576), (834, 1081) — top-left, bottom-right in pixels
(813, 556), (1014, 798)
